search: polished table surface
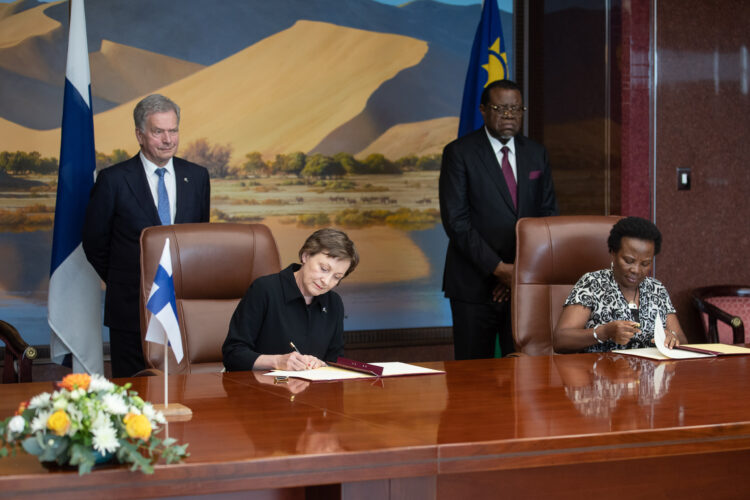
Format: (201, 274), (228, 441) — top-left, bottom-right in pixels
(2, 353), (750, 499)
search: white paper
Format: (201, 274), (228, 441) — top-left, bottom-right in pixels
(265, 362), (444, 381)
(612, 347), (673, 360)
(654, 317), (712, 359)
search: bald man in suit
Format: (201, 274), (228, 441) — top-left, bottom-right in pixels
(83, 94), (210, 377)
(440, 79), (558, 359)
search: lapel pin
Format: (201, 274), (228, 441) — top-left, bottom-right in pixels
(322, 307), (327, 313)
(184, 177), (189, 182)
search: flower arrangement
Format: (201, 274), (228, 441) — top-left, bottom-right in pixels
(0, 373), (188, 475)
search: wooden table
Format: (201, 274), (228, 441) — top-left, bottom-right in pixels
(2, 353), (750, 499)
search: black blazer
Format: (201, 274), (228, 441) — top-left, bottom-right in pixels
(439, 128), (558, 303)
(82, 155), (210, 331)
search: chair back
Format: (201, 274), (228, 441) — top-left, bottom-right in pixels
(692, 285), (750, 344)
(512, 215), (622, 355)
(139, 223), (281, 374)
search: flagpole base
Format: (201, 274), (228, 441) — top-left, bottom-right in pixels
(153, 403), (193, 421)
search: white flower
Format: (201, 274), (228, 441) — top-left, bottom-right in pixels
(92, 425), (119, 454)
(52, 396), (68, 411)
(153, 411), (166, 425)
(101, 393), (128, 415)
(128, 406), (141, 416)
(88, 375), (114, 393)
(28, 392), (51, 410)
(66, 404), (83, 427)
(8, 415), (26, 434)
(69, 388), (87, 401)
(30, 410), (51, 433)
(141, 402), (165, 425)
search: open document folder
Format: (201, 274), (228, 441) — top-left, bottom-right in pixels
(264, 358), (445, 382)
(613, 317), (750, 360)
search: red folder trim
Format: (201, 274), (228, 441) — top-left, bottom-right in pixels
(329, 357), (384, 377)
(675, 345), (727, 356)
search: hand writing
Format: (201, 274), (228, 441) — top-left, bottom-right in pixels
(280, 352), (325, 371)
(605, 320), (641, 345)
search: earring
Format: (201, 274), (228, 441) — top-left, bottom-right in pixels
(610, 262), (613, 272)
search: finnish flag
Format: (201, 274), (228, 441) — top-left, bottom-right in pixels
(145, 238), (184, 363)
(48, 0), (103, 375)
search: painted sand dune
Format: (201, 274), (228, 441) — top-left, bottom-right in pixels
(1, 20), (428, 161)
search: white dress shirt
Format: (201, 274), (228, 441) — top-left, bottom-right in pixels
(140, 152), (177, 224)
(484, 128), (517, 182)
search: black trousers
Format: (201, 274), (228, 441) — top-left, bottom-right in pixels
(109, 328), (146, 378)
(449, 299), (515, 360)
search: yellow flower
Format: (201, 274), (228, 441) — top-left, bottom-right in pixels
(124, 413), (152, 441)
(47, 410), (71, 436)
(60, 373), (91, 392)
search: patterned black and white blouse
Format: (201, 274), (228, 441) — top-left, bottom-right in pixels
(563, 269), (676, 353)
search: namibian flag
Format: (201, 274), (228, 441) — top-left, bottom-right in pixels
(457, 0), (509, 138)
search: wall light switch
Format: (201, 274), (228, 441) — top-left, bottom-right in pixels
(677, 167), (691, 190)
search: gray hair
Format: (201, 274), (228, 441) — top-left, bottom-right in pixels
(133, 94), (181, 131)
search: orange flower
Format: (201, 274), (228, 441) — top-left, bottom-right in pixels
(47, 410), (71, 436)
(60, 373), (91, 391)
(15, 401), (28, 415)
(124, 413), (152, 441)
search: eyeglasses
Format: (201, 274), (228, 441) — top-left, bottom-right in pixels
(486, 104), (528, 116)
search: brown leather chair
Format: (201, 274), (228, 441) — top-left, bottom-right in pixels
(139, 223), (281, 374)
(692, 285), (750, 344)
(512, 215), (622, 355)
(0, 319), (37, 383)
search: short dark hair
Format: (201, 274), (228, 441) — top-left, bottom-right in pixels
(480, 79), (523, 106)
(608, 216), (662, 255)
(133, 94), (181, 131)
(299, 228), (359, 277)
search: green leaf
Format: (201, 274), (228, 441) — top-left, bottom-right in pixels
(77, 461), (94, 475)
(21, 436), (42, 456)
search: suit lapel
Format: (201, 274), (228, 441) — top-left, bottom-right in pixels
(472, 131), (516, 213)
(173, 158), (190, 223)
(514, 136), (532, 216)
(123, 156), (161, 225)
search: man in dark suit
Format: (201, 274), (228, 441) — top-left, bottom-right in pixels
(83, 94), (210, 377)
(439, 79), (558, 359)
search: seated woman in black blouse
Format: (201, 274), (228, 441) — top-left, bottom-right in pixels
(554, 216), (688, 353)
(222, 228), (359, 371)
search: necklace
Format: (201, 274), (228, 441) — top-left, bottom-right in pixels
(623, 287), (640, 323)
(627, 287), (639, 310)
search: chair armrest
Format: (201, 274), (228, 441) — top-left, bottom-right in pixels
(132, 368), (163, 377)
(1, 320), (36, 383)
(0, 320), (37, 360)
(692, 296), (745, 343)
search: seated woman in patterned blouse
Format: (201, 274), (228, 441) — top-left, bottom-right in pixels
(554, 216), (688, 353)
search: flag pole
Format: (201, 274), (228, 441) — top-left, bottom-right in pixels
(164, 333), (169, 408)
(147, 237), (191, 421)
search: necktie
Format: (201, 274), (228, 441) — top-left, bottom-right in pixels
(500, 146), (517, 209)
(155, 168), (171, 225)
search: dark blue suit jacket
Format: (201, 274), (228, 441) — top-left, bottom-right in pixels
(82, 155), (210, 331)
(439, 128), (558, 304)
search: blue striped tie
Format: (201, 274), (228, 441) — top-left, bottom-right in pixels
(155, 168), (171, 225)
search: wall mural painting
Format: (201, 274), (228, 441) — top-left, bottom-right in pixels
(0, 0), (513, 344)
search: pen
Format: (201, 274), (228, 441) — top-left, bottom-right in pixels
(289, 341), (301, 354)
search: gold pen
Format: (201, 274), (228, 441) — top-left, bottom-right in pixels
(289, 341), (301, 354)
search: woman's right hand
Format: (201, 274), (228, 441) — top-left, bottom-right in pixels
(602, 320), (641, 345)
(277, 352), (325, 371)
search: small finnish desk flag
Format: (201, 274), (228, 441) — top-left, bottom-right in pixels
(145, 238), (184, 363)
